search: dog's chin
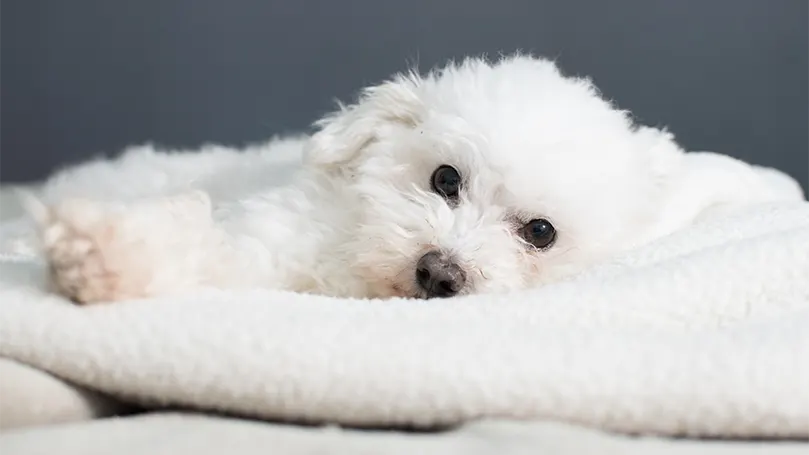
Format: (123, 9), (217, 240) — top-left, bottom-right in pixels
(385, 282), (424, 300)
(385, 282), (475, 300)
(369, 280), (435, 300)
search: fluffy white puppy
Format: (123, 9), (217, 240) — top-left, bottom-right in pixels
(29, 54), (802, 304)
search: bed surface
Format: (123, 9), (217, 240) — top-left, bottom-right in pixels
(4, 411), (809, 455)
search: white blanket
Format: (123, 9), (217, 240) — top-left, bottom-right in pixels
(0, 203), (809, 437)
(1, 195), (808, 438)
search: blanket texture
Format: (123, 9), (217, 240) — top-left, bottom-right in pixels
(1, 197), (808, 438)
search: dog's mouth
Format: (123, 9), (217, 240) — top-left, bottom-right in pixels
(393, 283), (470, 300)
(387, 282), (431, 300)
(390, 282), (424, 300)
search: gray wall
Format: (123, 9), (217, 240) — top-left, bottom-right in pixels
(2, 0), (807, 191)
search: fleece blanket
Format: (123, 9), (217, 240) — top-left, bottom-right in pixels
(0, 202), (809, 437)
(1, 194), (808, 438)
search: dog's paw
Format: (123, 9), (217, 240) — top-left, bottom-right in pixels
(44, 212), (120, 304)
(38, 199), (148, 304)
(30, 192), (213, 305)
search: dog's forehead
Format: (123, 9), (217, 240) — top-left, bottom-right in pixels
(426, 123), (637, 224)
(389, 57), (650, 216)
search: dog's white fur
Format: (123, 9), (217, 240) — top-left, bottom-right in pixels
(29, 55), (803, 304)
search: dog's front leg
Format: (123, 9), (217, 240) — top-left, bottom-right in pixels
(33, 191), (286, 305)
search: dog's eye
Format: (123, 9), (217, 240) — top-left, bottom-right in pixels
(431, 165), (462, 200)
(522, 219), (556, 249)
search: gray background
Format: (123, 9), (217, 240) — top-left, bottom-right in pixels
(2, 0), (807, 191)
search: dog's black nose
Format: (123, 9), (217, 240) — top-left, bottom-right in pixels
(415, 251), (467, 298)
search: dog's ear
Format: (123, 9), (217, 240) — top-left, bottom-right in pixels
(632, 126), (685, 184)
(633, 125), (802, 241)
(304, 76), (423, 170)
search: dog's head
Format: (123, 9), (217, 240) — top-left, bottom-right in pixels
(304, 55), (684, 299)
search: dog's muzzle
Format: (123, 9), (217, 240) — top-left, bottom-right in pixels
(415, 250), (467, 298)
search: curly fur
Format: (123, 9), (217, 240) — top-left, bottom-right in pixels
(27, 54), (802, 304)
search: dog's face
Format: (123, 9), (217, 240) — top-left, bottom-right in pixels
(306, 55), (684, 299)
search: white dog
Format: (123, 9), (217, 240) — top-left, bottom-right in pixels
(27, 54), (803, 304)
